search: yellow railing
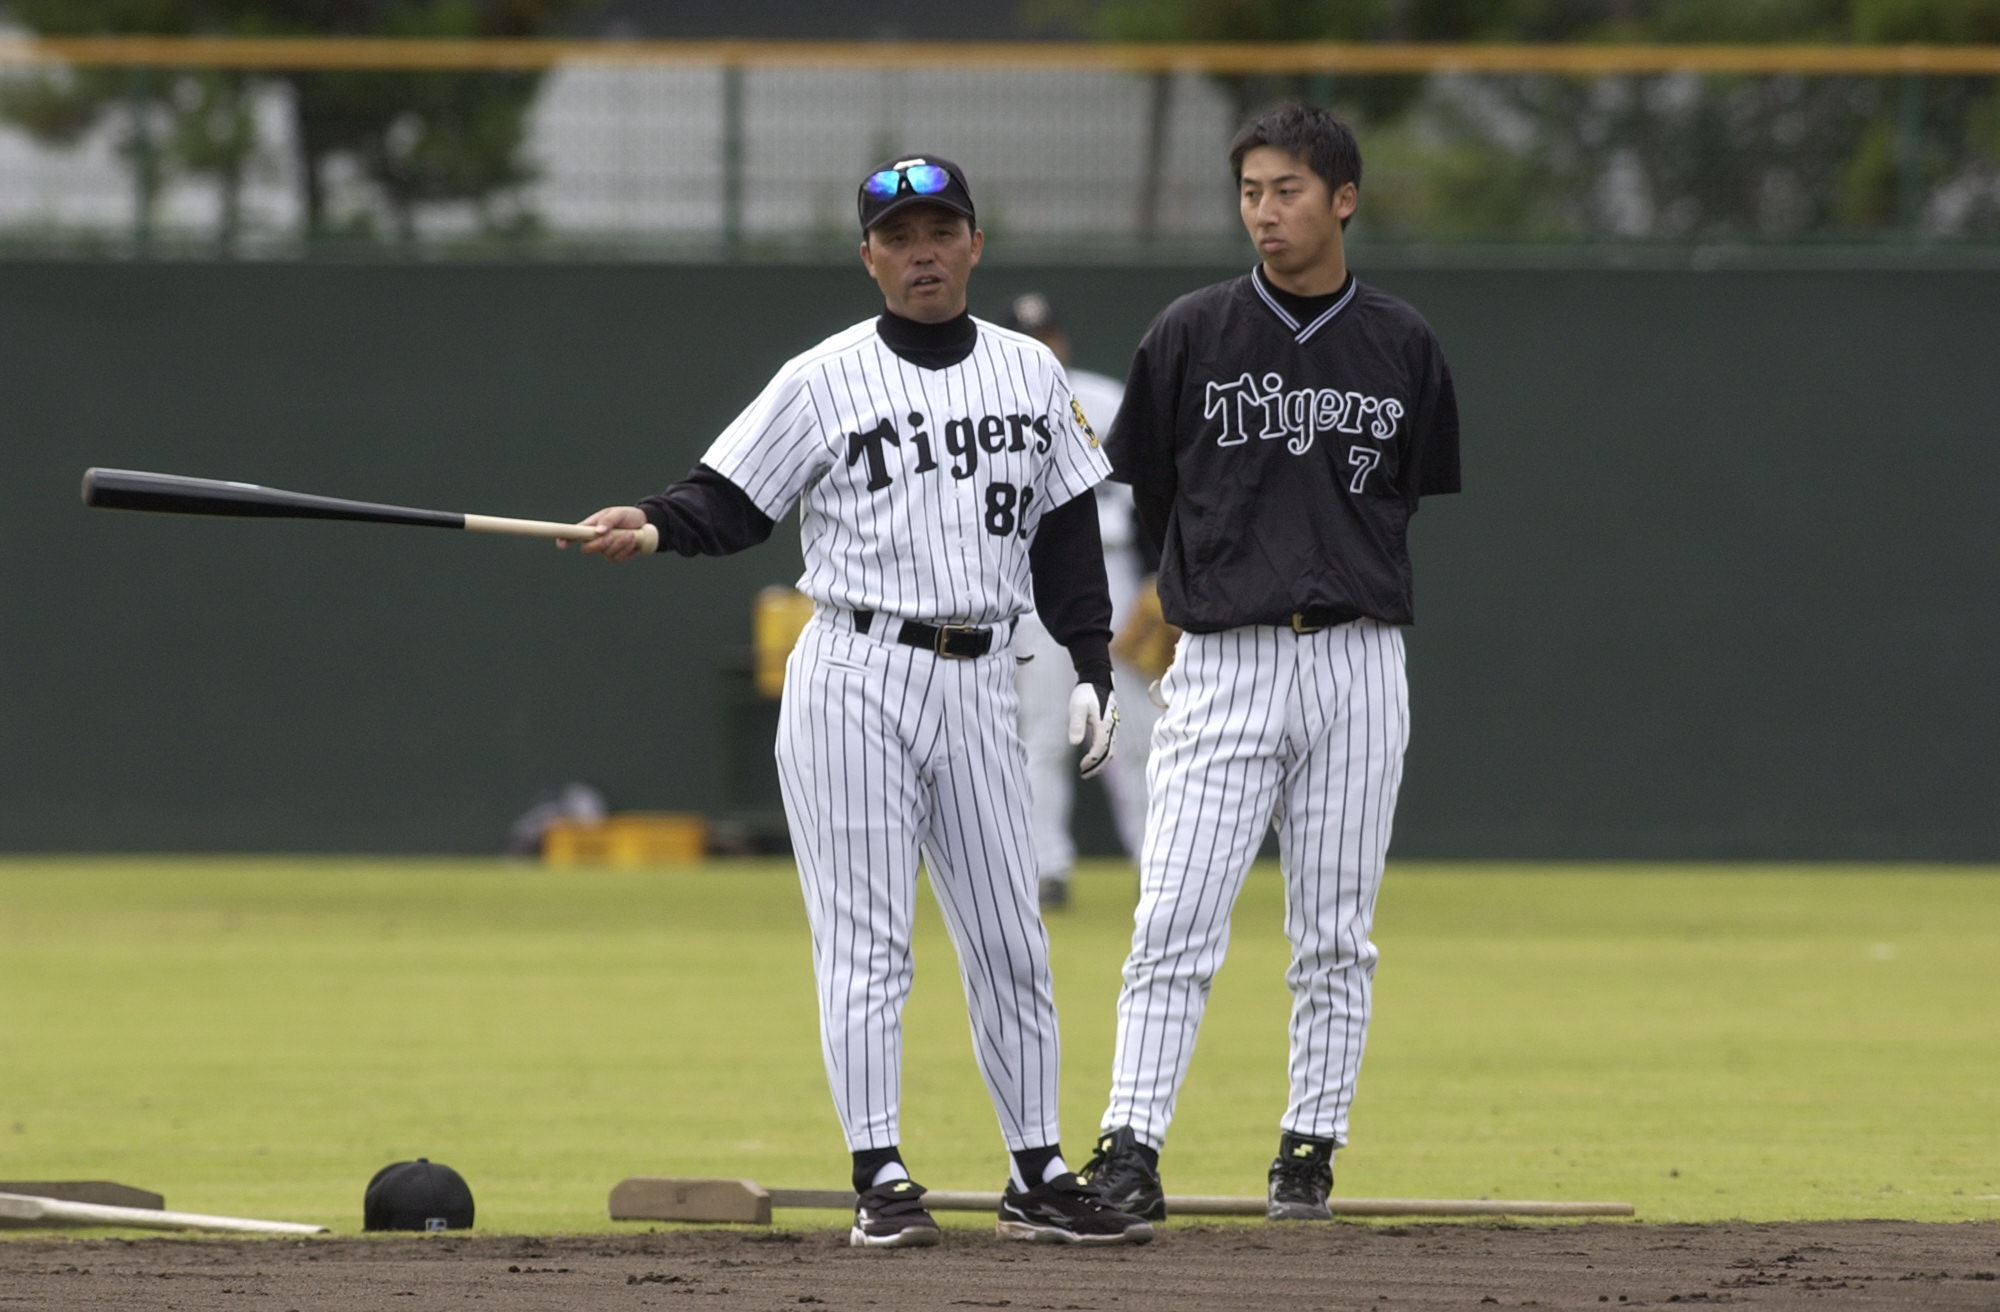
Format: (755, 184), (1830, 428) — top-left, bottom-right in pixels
(1, 36), (1998, 75)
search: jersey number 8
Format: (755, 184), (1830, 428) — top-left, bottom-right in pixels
(984, 482), (1034, 538)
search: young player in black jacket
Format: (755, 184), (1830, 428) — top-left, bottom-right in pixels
(1083, 103), (1462, 1222)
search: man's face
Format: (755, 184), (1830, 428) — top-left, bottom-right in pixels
(1238, 145), (1357, 282)
(860, 204), (984, 323)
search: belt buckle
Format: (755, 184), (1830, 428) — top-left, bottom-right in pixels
(934, 624), (978, 658)
(1290, 612), (1324, 635)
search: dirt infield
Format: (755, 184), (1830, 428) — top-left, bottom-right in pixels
(3, 1221), (1998, 1311)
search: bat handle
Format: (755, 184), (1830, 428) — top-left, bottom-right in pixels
(461, 514), (605, 542)
(578, 522), (659, 556)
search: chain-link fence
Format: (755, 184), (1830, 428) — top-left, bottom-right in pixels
(3, 36), (1997, 260)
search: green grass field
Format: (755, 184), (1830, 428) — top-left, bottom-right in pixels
(2, 859), (1995, 1234)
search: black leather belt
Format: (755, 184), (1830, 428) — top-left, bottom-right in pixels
(1290, 606), (1361, 634)
(853, 610), (994, 659)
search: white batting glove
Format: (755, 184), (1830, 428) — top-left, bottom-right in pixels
(1068, 682), (1119, 779)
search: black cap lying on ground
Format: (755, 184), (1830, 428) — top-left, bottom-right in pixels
(364, 1158), (475, 1232)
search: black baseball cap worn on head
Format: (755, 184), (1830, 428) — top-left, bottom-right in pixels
(364, 1158), (475, 1232)
(857, 155), (975, 233)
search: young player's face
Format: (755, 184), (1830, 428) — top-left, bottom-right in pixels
(1238, 146), (1358, 292)
(861, 205), (985, 323)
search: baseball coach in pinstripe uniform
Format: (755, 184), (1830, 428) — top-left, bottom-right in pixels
(569, 154), (1153, 1249)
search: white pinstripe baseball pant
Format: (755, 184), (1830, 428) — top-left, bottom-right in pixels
(1103, 619), (1410, 1149)
(776, 611), (1063, 1155)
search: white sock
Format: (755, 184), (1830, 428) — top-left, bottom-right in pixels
(1006, 1154), (1069, 1191)
(869, 1161), (910, 1188)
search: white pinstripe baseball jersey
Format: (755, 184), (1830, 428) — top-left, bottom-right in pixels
(703, 318), (1111, 623)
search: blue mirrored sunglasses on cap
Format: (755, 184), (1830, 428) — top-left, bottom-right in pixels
(862, 163), (953, 199)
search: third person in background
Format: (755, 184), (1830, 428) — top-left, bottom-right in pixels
(999, 292), (1161, 912)
(1082, 104), (1462, 1222)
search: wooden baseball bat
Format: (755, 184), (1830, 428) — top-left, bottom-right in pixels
(0, 1190), (328, 1235)
(80, 467), (604, 542)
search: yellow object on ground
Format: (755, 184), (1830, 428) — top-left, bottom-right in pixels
(543, 813), (707, 867)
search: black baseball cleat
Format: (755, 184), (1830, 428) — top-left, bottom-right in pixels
(1078, 1126), (1167, 1221)
(1266, 1132), (1335, 1220)
(850, 1178), (942, 1248)
(996, 1172), (1154, 1245)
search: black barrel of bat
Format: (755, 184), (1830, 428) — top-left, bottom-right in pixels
(84, 469), (462, 529)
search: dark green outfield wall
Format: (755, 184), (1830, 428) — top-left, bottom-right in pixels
(4, 261), (1996, 859)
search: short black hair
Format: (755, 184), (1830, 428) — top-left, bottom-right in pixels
(1229, 102), (1363, 199)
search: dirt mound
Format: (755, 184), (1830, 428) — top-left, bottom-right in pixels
(4, 1220), (1998, 1310)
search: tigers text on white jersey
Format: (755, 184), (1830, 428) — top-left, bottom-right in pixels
(703, 318), (1111, 625)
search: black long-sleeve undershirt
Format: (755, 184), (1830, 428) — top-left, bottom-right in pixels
(637, 464), (775, 556)
(1029, 492), (1113, 694)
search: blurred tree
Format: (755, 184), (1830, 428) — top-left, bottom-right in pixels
(1852, 0), (2000, 41)
(259, 0), (580, 243)
(0, 0), (581, 250)
(164, 69), (258, 250)
(1031, 0), (2000, 240)
(0, 1), (202, 248)
(1029, 0), (1396, 122)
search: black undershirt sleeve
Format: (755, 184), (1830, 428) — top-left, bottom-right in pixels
(1029, 493), (1114, 693)
(636, 463), (776, 557)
